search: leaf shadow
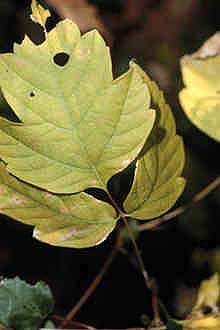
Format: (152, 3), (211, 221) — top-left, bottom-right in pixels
(139, 109), (166, 158)
(107, 106), (167, 209)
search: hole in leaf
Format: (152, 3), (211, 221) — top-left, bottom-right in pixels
(53, 52), (70, 66)
(202, 305), (213, 315)
(30, 91), (35, 97)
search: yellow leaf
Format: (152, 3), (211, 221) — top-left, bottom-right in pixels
(124, 64), (185, 220)
(185, 315), (220, 329)
(179, 33), (220, 142)
(193, 274), (220, 313)
(31, 0), (50, 27)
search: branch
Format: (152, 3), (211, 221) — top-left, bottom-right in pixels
(59, 236), (121, 328)
(139, 175), (220, 232)
(106, 191), (163, 326)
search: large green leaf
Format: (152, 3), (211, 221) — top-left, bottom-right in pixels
(0, 162), (117, 248)
(0, 1), (155, 194)
(0, 277), (54, 330)
(179, 34), (220, 142)
(124, 66), (185, 220)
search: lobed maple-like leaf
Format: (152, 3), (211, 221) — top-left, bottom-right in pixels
(0, 1), (155, 194)
(0, 1), (186, 248)
(124, 65), (185, 220)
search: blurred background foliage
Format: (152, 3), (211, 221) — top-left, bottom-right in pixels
(0, 0), (219, 328)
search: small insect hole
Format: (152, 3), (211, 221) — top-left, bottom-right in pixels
(202, 305), (213, 315)
(53, 52), (70, 67)
(30, 91), (35, 97)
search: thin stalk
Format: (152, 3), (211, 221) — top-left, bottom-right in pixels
(59, 238), (120, 328)
(147, 327), (166, 330)
(61, 188), (165, 328)
(139, 175), (220, 231)
(151, 279), (162, 327)
(106, 190), (162, 324)
(119, 248), (170, 322)
(106, 190), (150, 286)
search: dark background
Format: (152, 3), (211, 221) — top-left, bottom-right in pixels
(0, 0), (220, 328)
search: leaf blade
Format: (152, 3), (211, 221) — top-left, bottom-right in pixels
(124, 65), (185, 220)
(0, 17), (155, 194)
(179, 34), (220, 142)
(0, 163), (117, 248)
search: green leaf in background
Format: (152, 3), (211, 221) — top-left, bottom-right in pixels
(0, 1), (155, 194)
(124, 65), (185, 220)
(0, 162), (117, 248)
(0, 277), (54, 330)
(179, 32), (220, 143)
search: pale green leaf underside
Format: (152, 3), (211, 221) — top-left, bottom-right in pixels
(0, 19), (155, 194)
(124, 66), (185, 220)
(0, 163), (117, 248)
(179, 55), (220, 142)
